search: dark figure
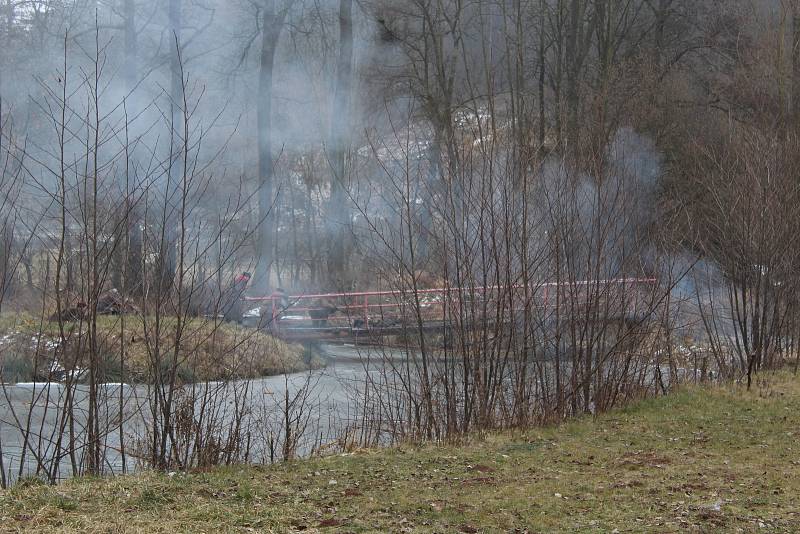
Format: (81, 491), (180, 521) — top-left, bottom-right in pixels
(223, 272), (251, 323)
(96, 289), (138, 315)
(49, 289), (141, 322)
(309, 298), (338, 327)
(273, 287), (290, 311)
(50, 302), (87, 322)
(260, 287), (290, 327)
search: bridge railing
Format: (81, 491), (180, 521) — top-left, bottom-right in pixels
(242, 277), (658, 332)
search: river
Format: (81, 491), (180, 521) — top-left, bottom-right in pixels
(1, 342), (700, 486)
(0, 343), (387, 485)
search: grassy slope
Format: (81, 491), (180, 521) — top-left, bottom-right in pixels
(2, 374), (800, 533)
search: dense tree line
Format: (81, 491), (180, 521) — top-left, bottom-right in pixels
(0, 1), (794, 295)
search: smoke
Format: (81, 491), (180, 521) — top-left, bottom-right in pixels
(531, 128), (663, 281)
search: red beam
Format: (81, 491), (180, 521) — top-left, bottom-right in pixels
(243, 277), (657, 304)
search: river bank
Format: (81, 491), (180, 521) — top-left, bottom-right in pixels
(0, 314), (320, 384)
(2, 371), (798, 532)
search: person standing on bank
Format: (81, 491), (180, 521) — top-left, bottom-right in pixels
(259, 287), (290, 330)
(224, 272), (251, 323)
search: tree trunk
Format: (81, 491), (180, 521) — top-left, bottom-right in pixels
(0, 0), (16, 95)
(792, 2), (800, 128)
(539, 0), (547, 153)
(163, 0), (181, 291)
(254, 1), (286, 294)
(124, 0), (137, 91)
(124, 0), (143, 294)
(652, 0), (669, 63)
(326, 0), (354, 289)
(565, 0), (581, 158)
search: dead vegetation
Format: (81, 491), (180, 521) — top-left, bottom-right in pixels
(0, 313), (315, 383)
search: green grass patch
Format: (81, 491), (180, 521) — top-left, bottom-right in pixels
(2, 372), (800, 532)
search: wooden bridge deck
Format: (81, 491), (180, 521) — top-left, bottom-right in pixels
(242, 278), (658, 343)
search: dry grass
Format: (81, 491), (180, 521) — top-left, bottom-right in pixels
(0, 313), (317, 383)
(2, 372), (800, 532)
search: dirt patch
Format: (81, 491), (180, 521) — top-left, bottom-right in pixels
(462, 476), (496, 486)
(611, 479), (645, 489)
(471, 464), (496, 473)
(618, 450), (672, 469)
